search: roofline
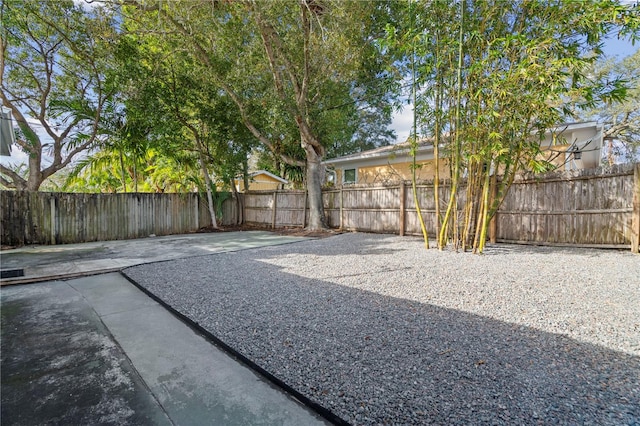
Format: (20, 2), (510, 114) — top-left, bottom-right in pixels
(547, 121), (601, 134)
(325, 121), (602, 166)
(247, 170), (288, 184)
(326, 143), (435, 166)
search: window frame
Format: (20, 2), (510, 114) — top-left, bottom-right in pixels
(343, 168), (357, 184)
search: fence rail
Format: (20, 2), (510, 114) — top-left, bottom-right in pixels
(2, 164), (639, 252)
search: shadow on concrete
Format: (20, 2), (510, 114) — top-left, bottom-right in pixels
(1, 274), (329, 426)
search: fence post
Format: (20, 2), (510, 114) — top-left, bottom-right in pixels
(339, 187), (344, 230)
(399, 183), (406, 236)
(134, 194), (140, 237)
(632, 163), (640, 254)
(303, 190), (308, 228)
(49, 196), (56, 245)
(271, 191), (278, 229)
(241, 193), (246, 226)
(194, 193), (199, 230)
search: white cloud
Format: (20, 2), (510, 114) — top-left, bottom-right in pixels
(390, 105), (415, 144)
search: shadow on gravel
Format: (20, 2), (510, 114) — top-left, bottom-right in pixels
(479, 244), (625, 257)
(124, 243), (640, 425)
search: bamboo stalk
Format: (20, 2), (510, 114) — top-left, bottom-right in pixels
(632, 163), (640, 253)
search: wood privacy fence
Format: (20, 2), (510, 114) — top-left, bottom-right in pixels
(0, 192), (237, 246)
(2, 164), (639, 251)
(243, 164), (640, 252)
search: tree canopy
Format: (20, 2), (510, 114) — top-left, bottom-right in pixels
(1, 0), (118, 190)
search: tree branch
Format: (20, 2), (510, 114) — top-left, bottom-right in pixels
(251, 2), (302, 104)
(300, 0), (310, 112)
(225, 84), (305, 167)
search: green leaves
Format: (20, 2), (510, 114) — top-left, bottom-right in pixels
(1, 0), (119, 190)
(383, 0), (640, 252)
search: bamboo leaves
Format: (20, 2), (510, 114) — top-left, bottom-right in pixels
(386, 0), (639, 253)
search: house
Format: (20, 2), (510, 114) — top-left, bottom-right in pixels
(234, 170), (288, 192)
(538, 121), (603, 170)
(1, 109), (15, 156)
(325, 122), (603, 185)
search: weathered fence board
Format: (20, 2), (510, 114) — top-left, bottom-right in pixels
(0, 192), (231, 246)
(495, 166), (636, 246)
(243, 190), (308, 228)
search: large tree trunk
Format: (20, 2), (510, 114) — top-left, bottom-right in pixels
(199, 153), (219, 229)
(26, 155), (43, 191)
(297, 130), (327, 231)
(302, 137), (326, 231)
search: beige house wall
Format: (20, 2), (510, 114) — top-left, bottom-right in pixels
(335, 149), (576, 186)
(337, 160), (451, 184)
(234, 174), (284, 192)
(330, 122), (601, 186)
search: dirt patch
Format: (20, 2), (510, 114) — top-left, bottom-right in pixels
(196, 224), (341, 239)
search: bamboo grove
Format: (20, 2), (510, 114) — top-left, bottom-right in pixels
(385, 0), (639, 252)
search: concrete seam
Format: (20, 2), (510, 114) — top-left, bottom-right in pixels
(66, 279), (177, 426)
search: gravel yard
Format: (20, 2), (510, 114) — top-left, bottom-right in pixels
(124, 232), (640, 425)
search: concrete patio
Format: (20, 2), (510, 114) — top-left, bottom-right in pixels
(1, 231), (330, 425)
(0, 231), (306, 285)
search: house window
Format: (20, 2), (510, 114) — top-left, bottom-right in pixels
(344, 168), (356, 183)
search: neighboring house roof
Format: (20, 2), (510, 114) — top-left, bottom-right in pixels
(248, 170), (288, 183)
(325, 121), (602, 169)
(325, 138), (436, 168)
(548, 121), (599, 134)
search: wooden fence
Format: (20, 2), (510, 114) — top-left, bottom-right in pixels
(243, 164), (640, 251)
(496, 166), (638, 248)
(2, 164), (638, 251)
(0, 192), (238, 246)
(243, 190), (308, 228)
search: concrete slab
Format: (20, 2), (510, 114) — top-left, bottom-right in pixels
(0, 231), (307, 285)
(1, 280), (172, 425)
(67, 273), (158, 317)
(1, 273), (328, 425)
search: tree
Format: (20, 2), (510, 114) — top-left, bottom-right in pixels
(579, 48), (640, 164)
(122, 0), (396, 230)
(63, 147), (202, 193)
(61, 16), (258, 226)
(124, 25), (257, 227)
(0, 0), (117, 190)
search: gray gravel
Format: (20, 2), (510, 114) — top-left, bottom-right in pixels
(124, 232), (640, 425)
